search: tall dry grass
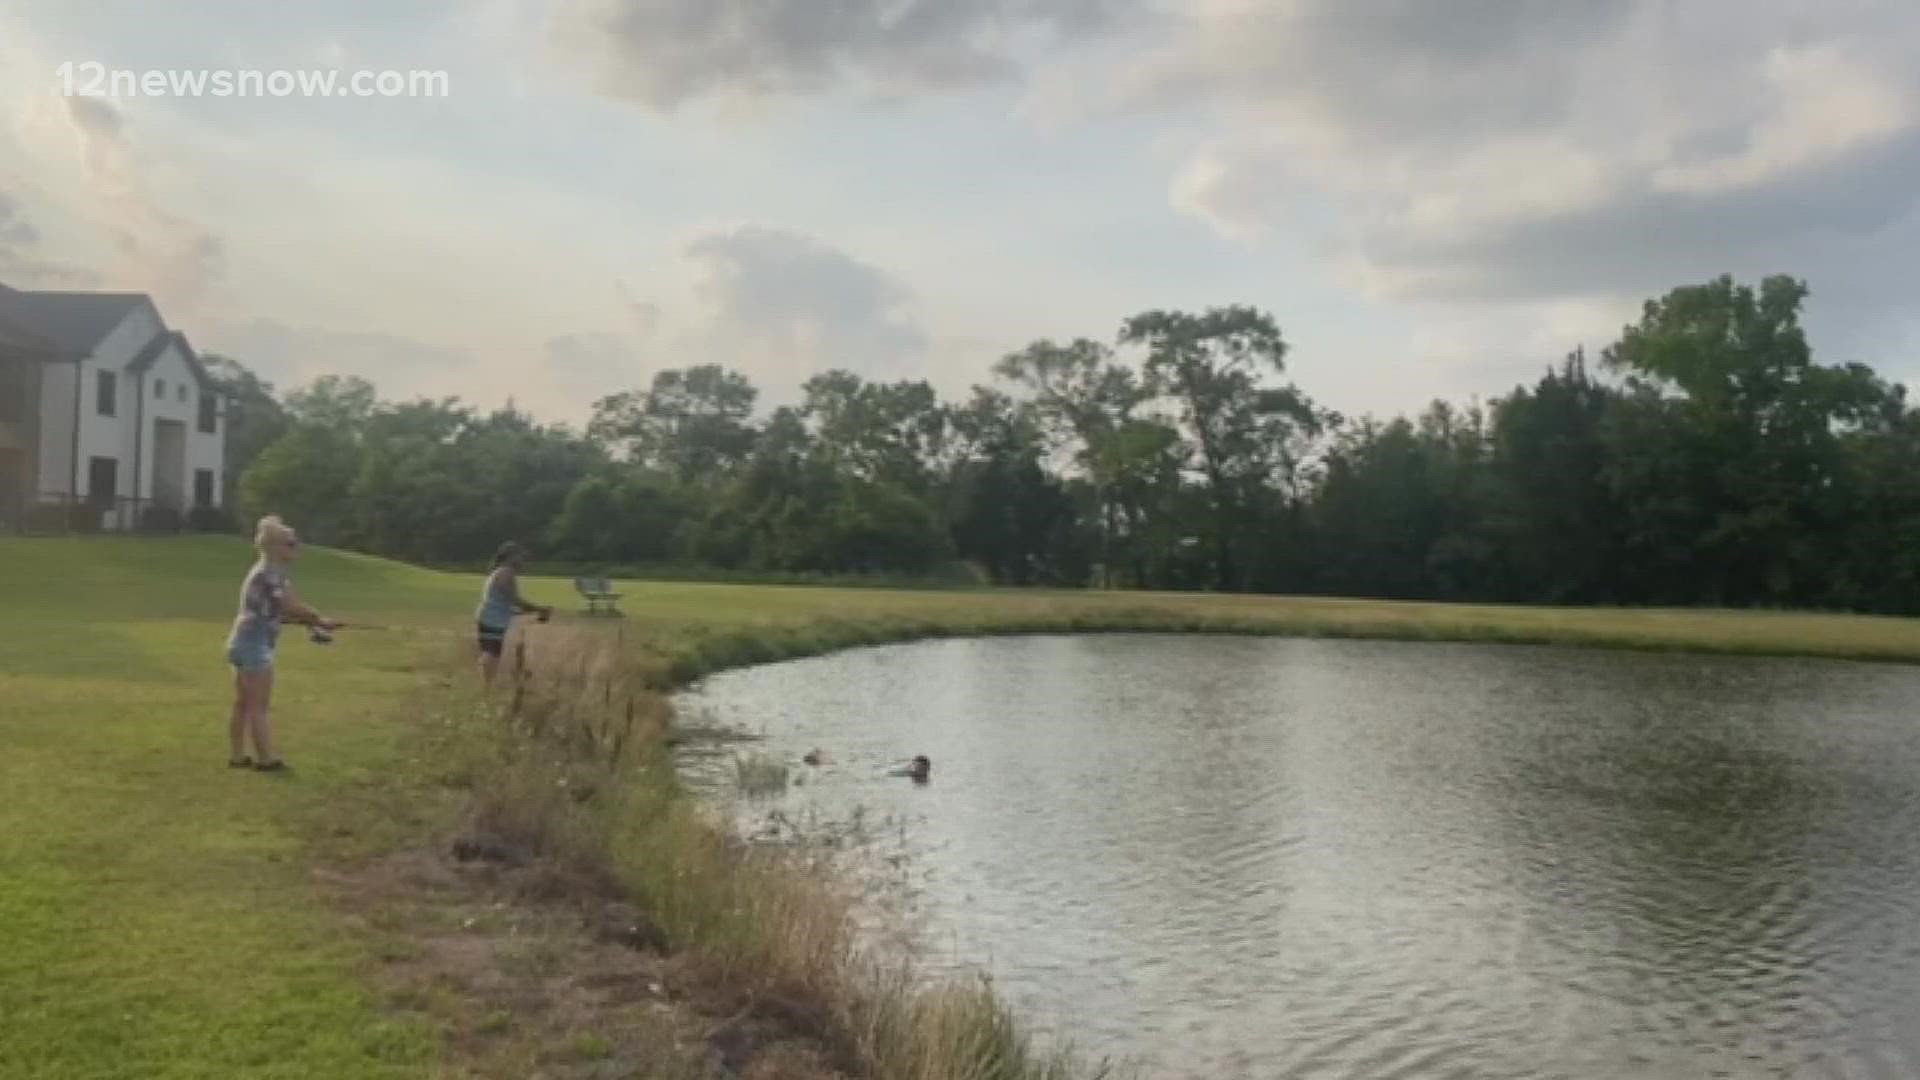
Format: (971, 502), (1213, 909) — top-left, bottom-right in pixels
(437, 620), (1124, 1080)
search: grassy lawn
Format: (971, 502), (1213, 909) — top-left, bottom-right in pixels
(0, 538), (473, 1080)
(5, 534), (1920, 1079)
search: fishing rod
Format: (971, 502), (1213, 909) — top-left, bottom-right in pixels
(304, 609), (553, 643)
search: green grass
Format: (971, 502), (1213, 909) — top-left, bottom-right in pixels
(0, 538), (462, 1079)
(5, 534), (1920, 1078)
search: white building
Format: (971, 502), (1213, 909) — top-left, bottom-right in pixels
(0, 283), (225, 531)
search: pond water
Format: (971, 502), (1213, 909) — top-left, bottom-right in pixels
(674, 634), (1920, 1079)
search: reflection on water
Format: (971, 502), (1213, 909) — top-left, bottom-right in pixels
(675, 635), (1920, 1079)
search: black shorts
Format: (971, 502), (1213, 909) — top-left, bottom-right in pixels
(476, 622), (506, 657)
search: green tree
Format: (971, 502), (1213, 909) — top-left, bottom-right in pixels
(799, 370), (946, 495)
(1601, 274), (1895, 605)
(1485, 351), (1622, 602)
(1308, 417), (1444, 599)
(237, 425), (361, 544)
(283, 374), (378, 435)
(588, 364), (759, 481)
(943, 387), (1081, 584)
(1118, 306), (1326, 590)
(200, 353), (288, 511)
(994, 339), (1179, 587)
(548, 470), (694, 565)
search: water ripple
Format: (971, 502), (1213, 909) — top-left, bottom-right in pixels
(678, 635), (1920, 1079)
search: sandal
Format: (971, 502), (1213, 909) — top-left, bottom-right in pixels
(253, 759), (289, 773)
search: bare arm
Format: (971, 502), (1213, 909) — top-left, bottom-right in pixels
(280, 584), (339, 629)
(500, 567), (550, 616)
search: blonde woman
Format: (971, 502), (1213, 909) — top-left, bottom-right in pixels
(225, 515), (339, 772)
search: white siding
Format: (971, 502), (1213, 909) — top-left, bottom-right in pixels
(94, 305), (162, 368)
(75, 369), (132, 501)
(27, 299), (226, 516)
(75, 305), (159, 497)
(191, 399), (224, 508)
(136, 342), (224, 507)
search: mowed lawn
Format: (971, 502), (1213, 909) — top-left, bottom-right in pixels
(7, 535), (1920, 1078)
(0, 538), (477, 1080)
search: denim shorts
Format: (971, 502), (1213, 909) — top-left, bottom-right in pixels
(226, 636), (275, 673)
(476, 622), (506, 658)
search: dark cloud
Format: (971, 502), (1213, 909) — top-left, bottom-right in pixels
(0, 192), (98, 287)
(683, 224), (927, 376)
(64, 96), (124, 139)
(1128, 1), (1637, 143)
(548, 0), (1132, 108)
(1354, 136), (1920, 303)
(62, 97), (224, 309)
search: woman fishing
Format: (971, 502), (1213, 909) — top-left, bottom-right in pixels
(475, 541), (552, 687)
(226, 514), (339, 773)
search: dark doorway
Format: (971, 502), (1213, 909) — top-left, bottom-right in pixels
(0, 447), (23, 527)
(88, 455), (118, 505)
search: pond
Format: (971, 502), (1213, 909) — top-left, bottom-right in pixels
(674, 634), (1920, 1079)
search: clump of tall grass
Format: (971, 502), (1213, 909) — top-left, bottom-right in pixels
(435, 617), (1127, 1080)
(853, 972), (1119, 1080)
(732, 751), (790, 795)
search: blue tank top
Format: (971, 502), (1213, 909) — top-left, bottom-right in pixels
(476, 567), (514, 628)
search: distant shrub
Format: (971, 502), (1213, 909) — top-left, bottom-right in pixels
(24, 501), (102, 534)
(188, 506), (236, 534)
(139, 505), (184, 535)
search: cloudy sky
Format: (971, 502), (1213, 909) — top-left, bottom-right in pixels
(2, 0), (1917, 425)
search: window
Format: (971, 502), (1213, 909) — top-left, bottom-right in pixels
(197, 392), (217, 434)
(87, 456), (118, 504)
(177, 383), (187, 403)
(193, 468), (214, 509)
(154, 378), (165, 399)
(96, 370), (117, 417)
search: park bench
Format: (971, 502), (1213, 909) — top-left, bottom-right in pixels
(573, 576), (623, 615)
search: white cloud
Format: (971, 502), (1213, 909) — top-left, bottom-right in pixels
(1132, 0), (1920, 309)
(6, 0), (1918, 434)
(204, 317), (472, 396)
(59, 96), (225, 312)
(680, 223), (928, 378)
(1649, 43), (1913, 196)
(549, 225), (937, 411)
(0, 14), (223, 311)
(543, 330), (648, 405)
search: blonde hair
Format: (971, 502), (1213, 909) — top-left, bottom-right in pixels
(254, 514), (295, 554)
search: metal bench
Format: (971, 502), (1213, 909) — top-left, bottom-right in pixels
(573, 575), (623, 615)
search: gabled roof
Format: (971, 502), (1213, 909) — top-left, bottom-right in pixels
(126, 330), (219, 394)
(0, 283), (150, 355)
(0, 284), (78, 359)
(0, 309), (75, 360)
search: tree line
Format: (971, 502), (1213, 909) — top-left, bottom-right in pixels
(205, 273), (1920, 614)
